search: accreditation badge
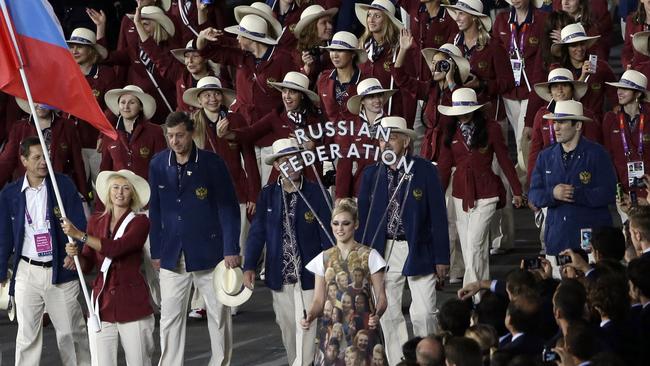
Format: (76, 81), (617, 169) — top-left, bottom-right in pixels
(627, 161), (645, 187)
(510, 58), (523, 87)
(34, 226), (52, 257)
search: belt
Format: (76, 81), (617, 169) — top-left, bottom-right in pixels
(387, 234), (407, 241)
(21, 256), (53, 268)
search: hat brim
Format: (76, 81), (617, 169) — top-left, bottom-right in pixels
(633, 31), (650, 57)
(224, 24), (278, 45)
(96, 169), (151, 207)
(605, 81), (650, 100)
(127, 12), (175, 37)
(506, 0), (543, 7)
(105, 89), (157, 120)
(388, 127), (417, 140)
(542, 112), (592, 122)
(268, 81), (320, 104)
(264, 148), (305, 165)
(533, 80), (588, 102)
(550, 35), (599, 55)
(355, 4), (404, 32)
(182, 85), (236, 109)
(437, 104), (485, 117)
(293, 8), (338, 38)
(15, 98), (58, 115)
(213, 261), (253, 307)
(66, 40), (108, 61)
(444, 5), (492, 32)
(160, 0), (171, 11)
(320, 44), (368, 65)
(233, 6), (283, 40)
(346, 89), (397, 115)
(421, 48), (471, 84)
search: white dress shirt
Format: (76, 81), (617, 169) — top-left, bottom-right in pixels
(21, 176), (53, 262)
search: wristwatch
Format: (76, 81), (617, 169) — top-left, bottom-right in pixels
(80, 233), (88, 244)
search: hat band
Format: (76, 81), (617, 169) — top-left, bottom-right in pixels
(69, 36), (93, 44)
(360, 85), (384, 95)
(455, 1), (481, 14)
(548, 76), (572, 83)
(276, 146), (299, 154)
(561, 32), (587, 43)
(330, 39), (356, 49)
(201, 83), (222, 89)
(283, 80), (308, 89)
(369, 4), (391, 12)
(619, 78), (646, 90)
(554, 112), (581, 118)
(452, 101), (478, 107)
(238, 25), (267, 39)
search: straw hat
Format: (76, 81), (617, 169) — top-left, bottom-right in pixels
(421, 43), (471, 83)
(234, 2), (283, 40)
(1, 269), (14, 321)
(15, 99), (57, 115)
(443, 0), (492, 32)
(355, 0), (404, 31)
(293, 5), (338, 38)
(66, 28), (108, 61)
(183, 76), (236, 109)
(542, 100), (592, 122)
(159, 0), (171, 11)
(380, 116), (417, 140)
(95, 169), (151, 207)
(264, 138), (304, 165)
(605, 70), (650, 100)
(633, 31), (650, 57)
(534, 68), (587, 102)
(104, 85), (157, 120)
(213, 260), (253, 307)
(127, 6), (175, 37)
(321, 31), (368, 64)
(268, 72), (320, 104)
(550, 23), (600, 55)
(346, 78), (396, 115)
(225, 14), (278, 45)
(505, 0), (544, 8)
(438, 88), (486, 116)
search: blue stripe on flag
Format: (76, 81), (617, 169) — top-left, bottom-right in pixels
(6, 0), (66, 48)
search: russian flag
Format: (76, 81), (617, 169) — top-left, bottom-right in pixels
(0, 0), (117, 140)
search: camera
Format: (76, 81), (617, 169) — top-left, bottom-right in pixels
(435, 59), (451, 73)
(556, 255), (572, 266)
(523, 257), (542, 270)
(542, 347), (559, 362)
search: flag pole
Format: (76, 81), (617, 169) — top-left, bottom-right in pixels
(0, 0), (100, 332)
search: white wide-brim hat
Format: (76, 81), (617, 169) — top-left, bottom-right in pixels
(127, 6), (175, 37)
(633, 31), (650, 57)
(213, 261), (253, 307)
(268, 71), (320, 104)
(96, 169), (151, 207)
(438, 88), (486, 116)
(225, 14), (278, 45)
(183, 76), (236, 109)
(542, 100), (592, 122)
(321, 31), (368, 65)
(66, 27), (108, 61)
(160, 0), (171, 11)
(444, 0), (492, 32)
(105, 85), (157, 120)
(346, 78), (396, 115)
(170, 40), (222, 75)
(381, 116), (417, 140)
(550, 23), (600, 55)
(605, 70), (650, 100)
(264, 137), (304, 165)
(505, 0), (543, 8)
(15, 98), (58, 115)
(234, 2), (283, 40)
(534, 68), (588, 102)
(355, 0), (404, 31)
(293, 5), (338, 38)
(421, 43), (471, 83)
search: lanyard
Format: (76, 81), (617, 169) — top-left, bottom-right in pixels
(25, 198), (49, 226)
(548, 119), (555, 144)
(619, 112), (646, 159)
(509, 23), (528, 59)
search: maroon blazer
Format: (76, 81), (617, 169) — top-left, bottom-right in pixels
(0, 93), (22, 144)
(438, 120), (523, 211)
(316, 68), (362, 124)
(553, 61), (617, 119)
(269, 0), (306, 52)
(99, 119), (167, 180)
(621, 14), (650, 68)
(201, 111), (261, 203)
(166, 0), (226, 45)
(333, 117), (377, 199)
(80, 211), (153, 323)
(0, 117), (88, 197)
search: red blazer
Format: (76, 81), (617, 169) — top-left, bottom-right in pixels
(200, 42), (299, 131)
(394, 66), (452, 161)
(202, 111), (261, 203)
(0, 93), (22, 144)
(438, 119), (523, 211)
(621, 14), (650, 68)
(0, 117), (88, 197)
(99, 119), (167, 180)
(316, 68), (362, 124)
(601, 104), (650, 195)
(527, 105), (601, 185)
(492, 9), (548, 100)
(80, 211), (153, 323)
(270, 0), (306, 52)
(558, 61), (617, 120)
(358, 43), (419, 127)
(296, 48), (334, 87)
(398, 0), (459, 81)
(333, 117), (378, 199)
(166, 0), (226, 45)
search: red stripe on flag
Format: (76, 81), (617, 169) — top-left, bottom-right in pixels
(0, 9), (20, 88)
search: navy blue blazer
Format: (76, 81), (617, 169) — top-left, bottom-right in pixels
(499, 333), (545, 356)
(243, 179), (333, 291)
(148, 147), (241, 271)
(0, 174), (87, 295)
(356, 156), (450, 276)
(528, 137), (616, 255)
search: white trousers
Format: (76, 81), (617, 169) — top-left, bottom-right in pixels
(14, 261), (90, 366)
(380, 240), (438, 366)
(445, 172), (465, 279)
(141, 210), (160, 309)
(88, 315), (155, 366)
(503, 99), (530, 187)
(271, 284), (316, 366)
(454, 197), (499, 286)
(159, 257), (232, 366)
(81, 148), (102, 186)
(256, 146), (275, 187)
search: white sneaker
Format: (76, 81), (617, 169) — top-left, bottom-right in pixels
(188, 308), (206, 319)
(231, 306), (239, 316)
(449, 277), (462, 284)
(490, 248), (507, 255)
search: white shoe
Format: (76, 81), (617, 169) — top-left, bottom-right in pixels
(231, 306), (239, 316)
(490, 248), (507, 255)
(449, 277), (462, 284)
(188, 308), (206, 319)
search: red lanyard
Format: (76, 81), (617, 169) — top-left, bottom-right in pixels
(509, 23), (528, 58)
(618, 112), (646, 159)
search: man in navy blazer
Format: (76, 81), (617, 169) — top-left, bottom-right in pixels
(148, 112), (241, 366)
(243, 138), (332, 366)
(356, 117), (450, 365)
(0, 137), (89, 365)
(499, 292), (545, 357)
